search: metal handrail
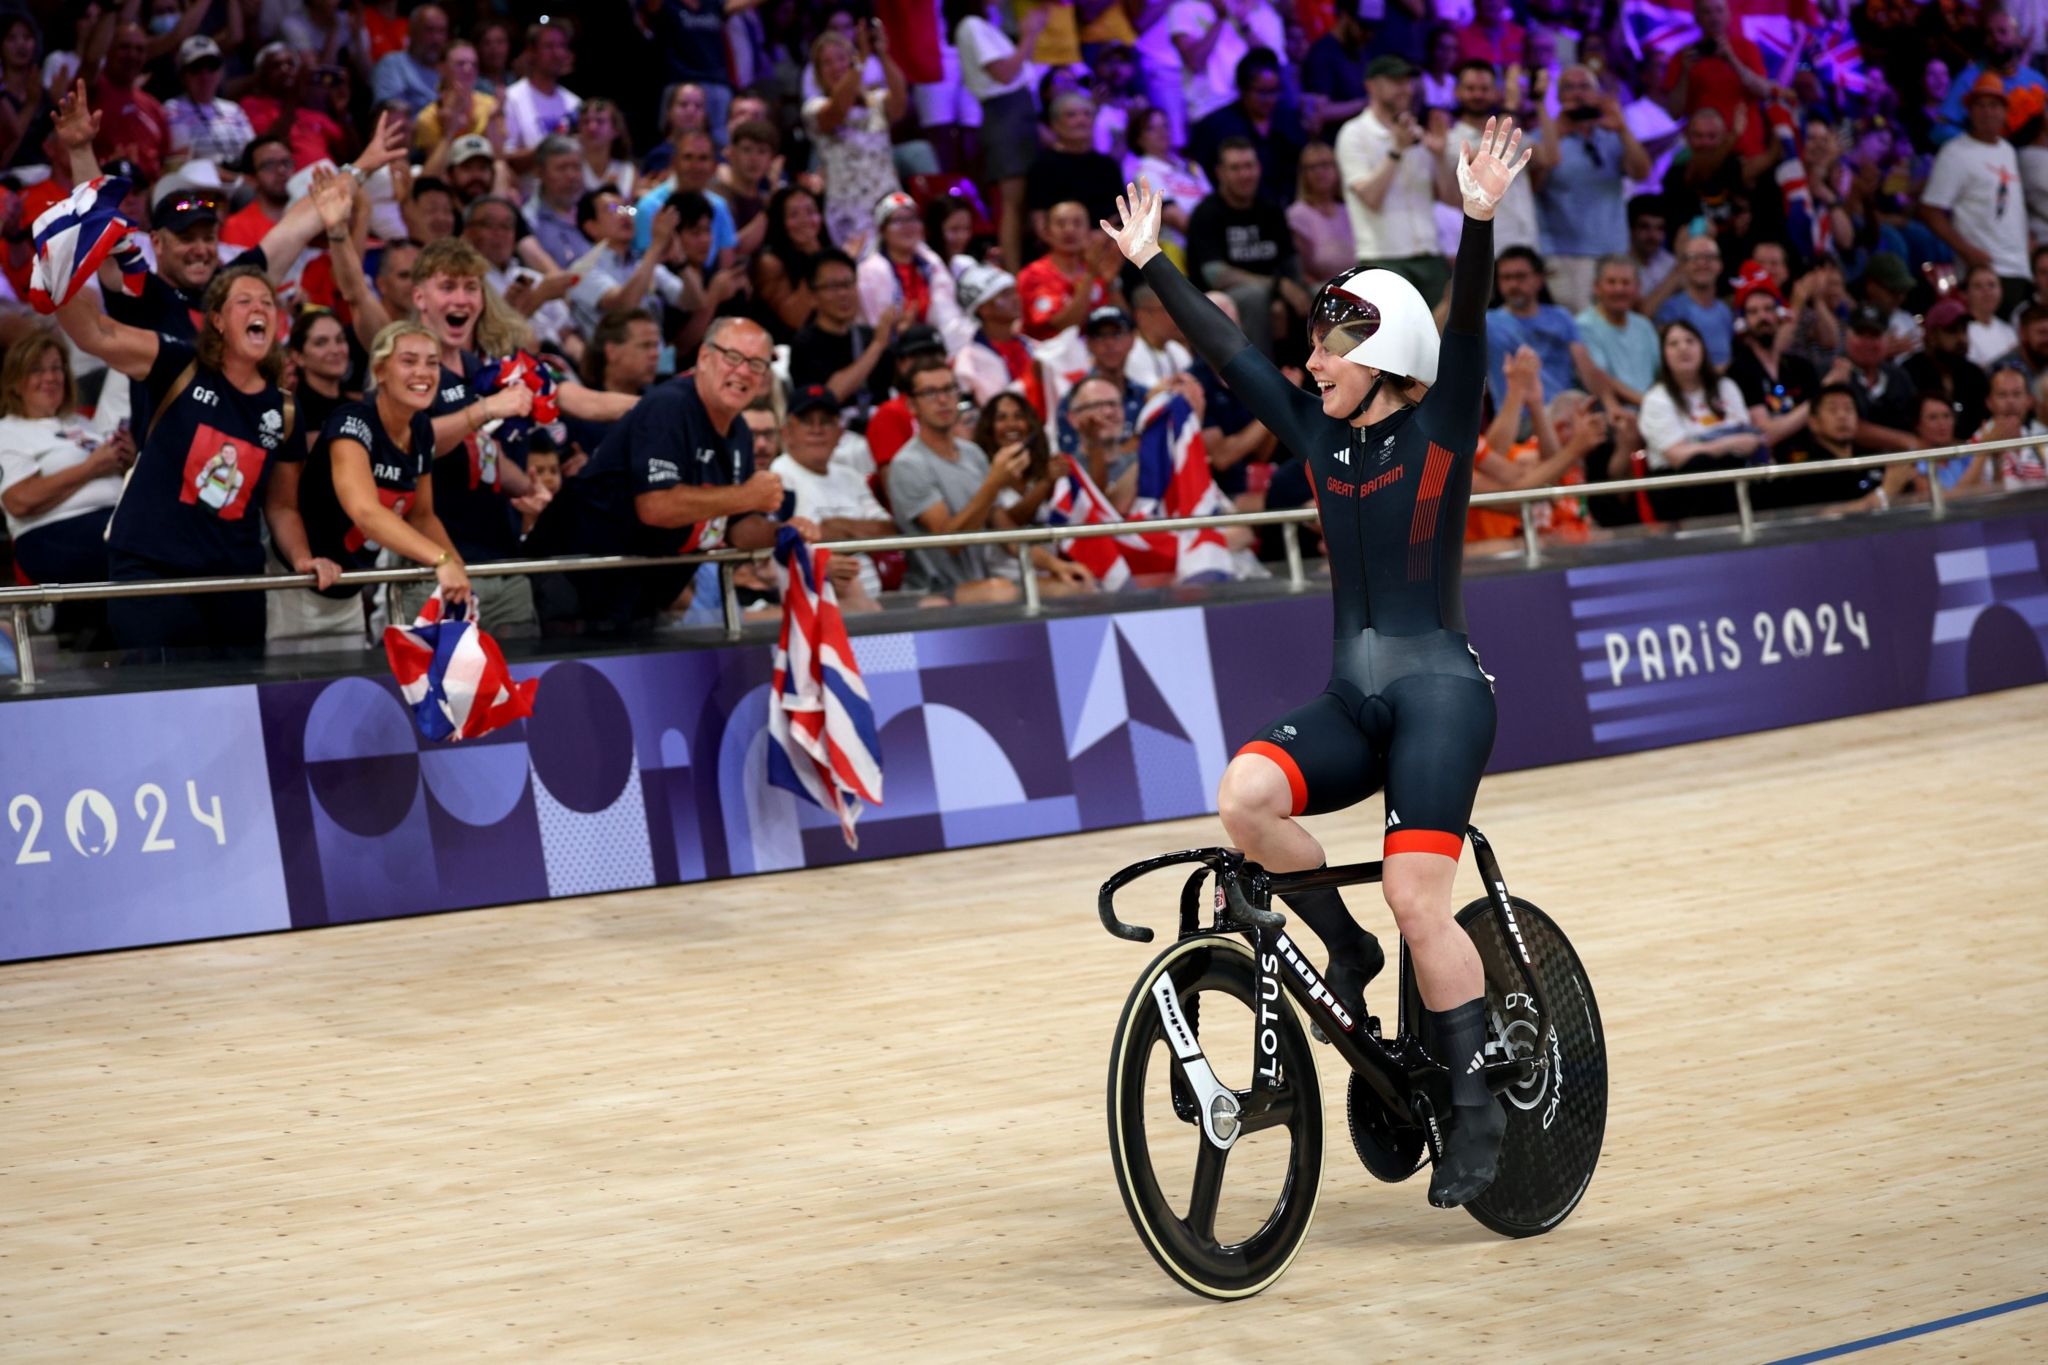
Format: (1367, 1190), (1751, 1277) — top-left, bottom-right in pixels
(0, 435), (2031, 687)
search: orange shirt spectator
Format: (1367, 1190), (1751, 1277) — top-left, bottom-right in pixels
(1016, 255), (1110, 342)
(1467, 436), (1592, 542)
(239, 97), (350, 169)
(361, 4), (411, 64)
(219, 199), (279, 252)
(90, 78), (172, 182)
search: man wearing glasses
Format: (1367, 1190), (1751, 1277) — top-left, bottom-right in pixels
(1188, 49), (1307, 210)
(567, 318), (801, 632)
(884, 356), (1026, 604)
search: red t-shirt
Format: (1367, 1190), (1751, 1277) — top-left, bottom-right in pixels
(220, 200), (278, 251)
(1662, 36), (1770, 156)
(1455, 22), (1525, 68)
(361, 8), (410, 63)
(1016, 256), (1107, 342)
(239, 97), (347, 169)
(90, 78), (171, 181)
(893, 258), (931, 324)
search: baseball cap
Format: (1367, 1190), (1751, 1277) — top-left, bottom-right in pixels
(449, 134), (496, 166)
(1365, 55), (1417, 80)
(154, 187), (222, 233)
(891, 323), (946, 360)
(1085, 305), (1134, 334)
(178, 36), (222, 68)
(955, 262), (1015, 315)
(1924, 297), (1969, 331)
(1847, 303), (1890, 334)
(1729, 259), (1783, 310)
(1863, 252), (1913, 296)
(873, 190), (919, 229)
(789, 383), (841, 418)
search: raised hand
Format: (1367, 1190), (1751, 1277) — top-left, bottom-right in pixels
(355, 110), (408, 175)
(1100, 178), (1164, 269)
(308, 165), (354, 232)
(1456, 115), (1533, 221)
(54, 80), (99, 153)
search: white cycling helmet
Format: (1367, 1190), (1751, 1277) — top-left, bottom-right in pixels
(1310, 265), (1441, 390)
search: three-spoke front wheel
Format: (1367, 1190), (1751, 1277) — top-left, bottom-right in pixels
(1105, 934), (1323, 1299)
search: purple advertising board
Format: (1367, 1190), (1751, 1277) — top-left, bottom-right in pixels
(4, 511), (2045, 961)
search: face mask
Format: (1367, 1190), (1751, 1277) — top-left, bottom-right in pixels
(149, 13), (179, 34)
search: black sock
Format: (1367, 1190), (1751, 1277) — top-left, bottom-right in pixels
(1278, 873), (1376, 969)
(1429, 998), (1493, 1110)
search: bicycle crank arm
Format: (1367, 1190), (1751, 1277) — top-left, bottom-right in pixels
(1150, 973), (1243, 1150)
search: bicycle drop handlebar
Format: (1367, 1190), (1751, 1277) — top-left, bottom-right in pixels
(1097, 848), (1287, 942)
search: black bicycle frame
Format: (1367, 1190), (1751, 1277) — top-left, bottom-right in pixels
(1097, 827), (1545, 1140)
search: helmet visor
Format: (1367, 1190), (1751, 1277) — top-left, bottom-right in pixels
(1308, 281), (1381, 358)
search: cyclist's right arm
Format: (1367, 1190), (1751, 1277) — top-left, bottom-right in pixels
(1138, 254), (1322, 450)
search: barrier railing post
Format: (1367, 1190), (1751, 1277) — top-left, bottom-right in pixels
(721, 561), (741, 640)
(1736, 479), (1756, 542)
(10, 603), (32, 686)
(1021, 554), (1042, 616)
(1282, 521), (1306, 590)
(1928, 465), (1948, 521)
(1519, 501), (1542, 568)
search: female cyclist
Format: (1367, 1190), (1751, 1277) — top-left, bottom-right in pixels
(1101, 117), (1533, 1209)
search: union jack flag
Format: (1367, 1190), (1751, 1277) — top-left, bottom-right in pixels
(1045, 392), (1237, 589)
(382, 592), (538, 742)
(767, 526), (882, 848)
(471, 350), (561, 435)
(28, 174), (147, 314)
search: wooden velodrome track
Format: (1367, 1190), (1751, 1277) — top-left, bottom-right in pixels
(3, 688), (2044, 1361)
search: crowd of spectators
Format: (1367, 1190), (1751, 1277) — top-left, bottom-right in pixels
(1, 0), (2047, 661)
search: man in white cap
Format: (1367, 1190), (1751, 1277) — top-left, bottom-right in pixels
(165, 36), (255, 170)
(951, 262), (1045, 410)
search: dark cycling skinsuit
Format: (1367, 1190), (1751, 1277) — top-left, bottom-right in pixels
(1140, 215), (1497, 862)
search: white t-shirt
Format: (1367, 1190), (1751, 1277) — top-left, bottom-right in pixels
(1974, 417), (2048, 488)
(1125, 335), (1194, 391)
(0, 412), (123, 539)
(501, 78), (583, 154)
(1967, 315), (2020, 367)
(771, 451), (889, 596)
(1335, 108), (1437, 260)
(1923, 134), (2030, 279)
(1638, 378), (1752, 470)
(1169, 0), (1286, 125)
(2020, 144), (2048, 245)
(955, 15), (1029, 100)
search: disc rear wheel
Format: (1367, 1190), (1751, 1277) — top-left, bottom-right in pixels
(1106, 934), (1323, 1299)
(1455, 896), (1607, 1237)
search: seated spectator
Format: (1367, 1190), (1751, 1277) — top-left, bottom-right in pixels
(567, 318), (796, 633)
(751, 186), (831, 342)
(1287, 140), (1356, 285)
(974, 389), (1063, 530)
(1726, 264), (1819, 451)
(858, 190), (962, 344)
(1964, 364), (2048, 491)
(1124, 285), (1195, 392)
(804, 25), (908, 252)
(1838, 304), (1923, 453)
(1758, 382), (1886, 512)
(568, 190), (688, 339)
(0, 331), (129, 592)
(526, 137), (594, 269)
(1186, 139), (1309, 359)
(220, 136), (296, 252)
(242, 45), (350, 169)
(640, 82), (714, 182)
(1858, 253), (1921, 358)
(926, 196), (978, 277)
(1652, 230), (1735, 368)
(1962, 263), (2020, 366)
(371, 4), (449, 115)
(577, 99), (637, 199)
(1905, 297), (1991, 439)
(1016, 200), (1124, 343)
(1468, 350), (1601, 544)
(438, 135), (501, 212)
(953, 264), (1047, 413)
(886, 355), (1023, 603)
(1125, 105), (1214, 263)
(1188, 48), (1306, 208)
(1027, 92), (1127, 241)
(412, 39), (497, 152)
(265, 321), (469, 654)
(790, 247), (896, 419)
(1997, 303), (2048, 382)
(1488, 245), (1605, 411)
(714, 120), (780, 241)
(1576, 256), (1660, 408)
(667, 191), (754, 361)
(166, 37), (255, 170)
(1889, 391), (1970, 501)
(564, 308), (664, 461)
(1627, 196), (1677, 297)
(1638, 318), (1760, 520)
(771, 384), (896, 611)
(1055, 307), (1148, 456)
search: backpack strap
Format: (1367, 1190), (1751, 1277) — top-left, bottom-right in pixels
(144, 359), (200, 447)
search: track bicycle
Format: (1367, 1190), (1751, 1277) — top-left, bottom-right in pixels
(1098, 828), (1607, 1299)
